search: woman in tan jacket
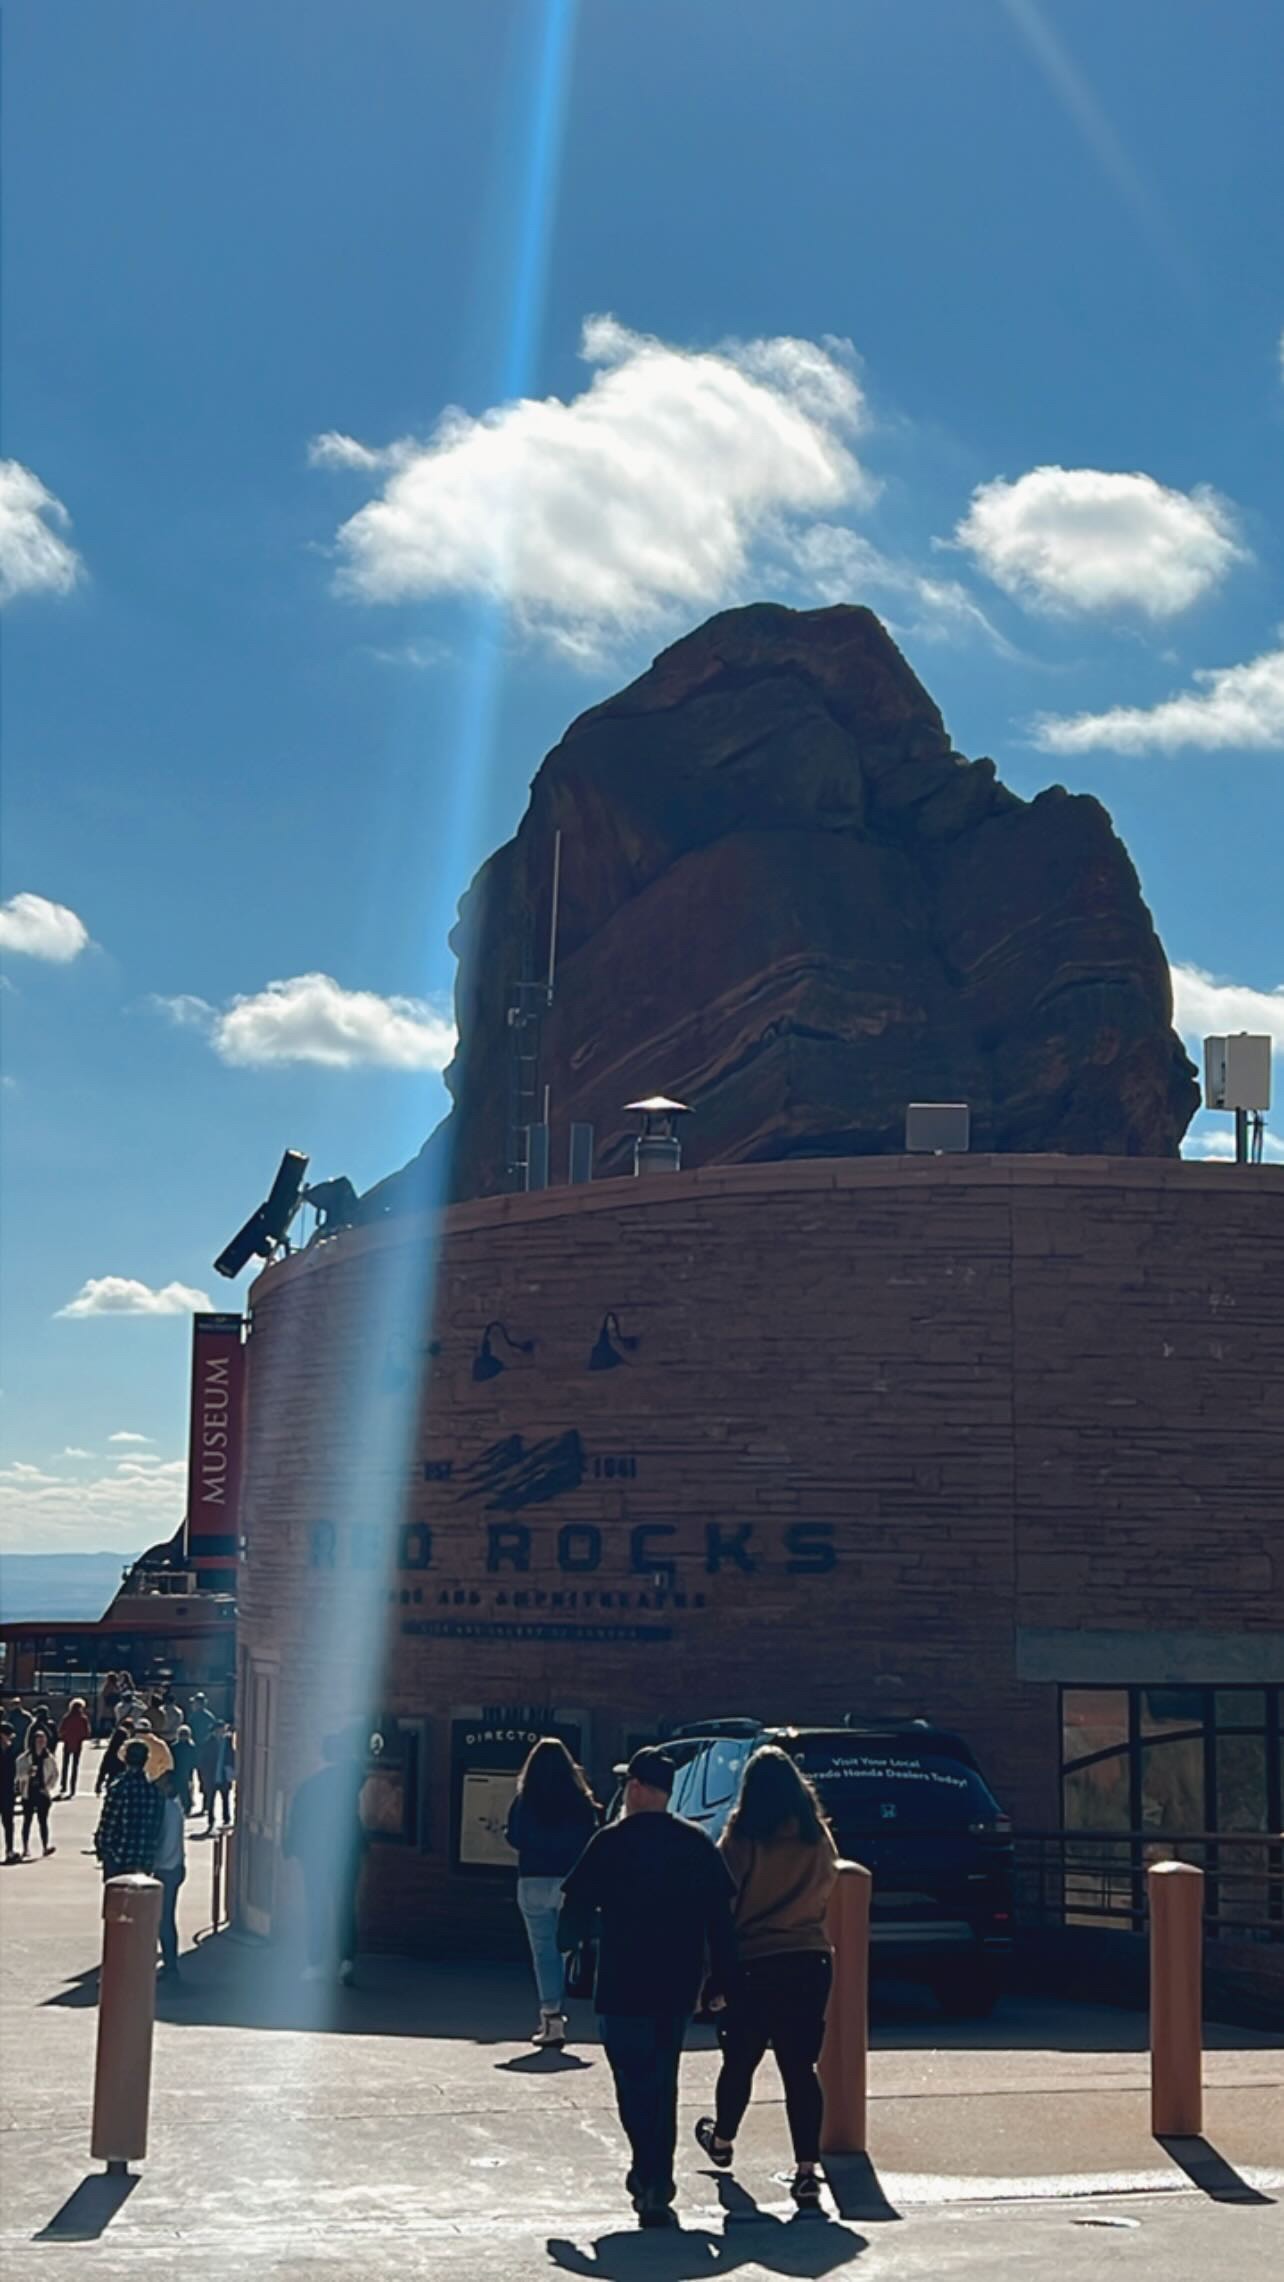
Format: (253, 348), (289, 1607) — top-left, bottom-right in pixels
(695, 1746), (838, 2207)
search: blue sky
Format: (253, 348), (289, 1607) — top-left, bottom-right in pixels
(2, 0), (1282, 1556)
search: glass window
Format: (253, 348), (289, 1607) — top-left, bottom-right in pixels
(1062, 1687), (1128, 1764)
(1140, 1687), (1204, 1737)
(1141, 1736), (1204, 1833)
(701, 1740), (751, 1811)
(1216, 1734), (1268, 1832)
(1214, 1690), (1266, 1731)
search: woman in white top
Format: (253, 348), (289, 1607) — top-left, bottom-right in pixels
(17, 1728), (59, 1858)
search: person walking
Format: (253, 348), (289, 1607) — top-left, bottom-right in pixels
(172, 1724), (199, 1816)
(18, 1727), (60, 1858)
(558, 1749), (737, 2230)
(506, 1738), (599, 2046)
(199, 1722), (235, 1831)
(130, 1719), (174, 1785)
(186, 1691), (217, 1747)
(152, 1770), (187, 1981)
(1, 1722), (19, 1863)
(155, 1688), (184, 1745)
(97, 1718), (133, 1794)
(58, 1698), (92, 1797)
(95, 1740), (164, 1880)
(6, 1695), (32, 1753)
(283, 1734), (368, 1985)
(694, 1746), (839, 2210)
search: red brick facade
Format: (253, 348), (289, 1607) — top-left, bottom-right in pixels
(233, 1156), (1284, 1952)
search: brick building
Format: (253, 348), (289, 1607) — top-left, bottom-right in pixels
(233, 1155), (1284, 1952)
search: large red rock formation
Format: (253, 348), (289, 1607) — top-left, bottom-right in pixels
(362, 604), (1197, 1212)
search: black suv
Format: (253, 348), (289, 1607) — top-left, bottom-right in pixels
(664, 1717), (1014, 2016)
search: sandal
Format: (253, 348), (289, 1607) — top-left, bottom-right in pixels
(695, 2116), (733, 2168)
(791, 2168), (823, 2210)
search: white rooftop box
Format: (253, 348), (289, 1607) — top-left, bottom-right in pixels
(1204, 1034), (1272, 1114)
(906, 1102), (971, 1154)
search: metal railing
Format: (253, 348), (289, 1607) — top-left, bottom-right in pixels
(1014, 1828), (1284, 1944)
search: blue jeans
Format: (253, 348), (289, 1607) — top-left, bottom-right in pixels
(517, 1875), (566, 2009)
(599, 2012), (688, 2201)
(157, 1866), (185, 1971)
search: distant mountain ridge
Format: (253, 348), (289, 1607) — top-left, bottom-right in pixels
(0, 1552), (130, 1624)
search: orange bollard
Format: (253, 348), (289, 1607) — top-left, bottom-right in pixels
(819, 1859), (872, 2154)
(90, 1874), (163, 2171)
(1149, 1859), (1204, 2137)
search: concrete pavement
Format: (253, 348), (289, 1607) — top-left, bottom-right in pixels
(1, 1758), (1281, 2278)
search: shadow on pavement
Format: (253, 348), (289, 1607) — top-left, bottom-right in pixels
(547, 2200), (866, 2276)
(821, 2154), (902, 2224)
(37, 2172), (137, 2241)
(496, 2047), (597, 2074)
(1157, 2135), (1276, 2204)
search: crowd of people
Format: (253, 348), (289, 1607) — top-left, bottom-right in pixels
(8, 1683), (834, 2223)
(509, 1735), (839, 2230)
(2, 1672), (235, 1987)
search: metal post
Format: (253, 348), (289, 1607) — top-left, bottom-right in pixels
(211, 1829), (225, 1932)
(819, 1859), (871, 2154)
(1149, 1859), (1204, 2136)
(90, 1875), (163, 2170)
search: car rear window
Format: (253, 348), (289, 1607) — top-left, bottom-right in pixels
(789, 1741), (999, 1830)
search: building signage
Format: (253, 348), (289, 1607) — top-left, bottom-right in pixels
(449, 1704), (587, 1874)
(185, 1312), (246, 1586)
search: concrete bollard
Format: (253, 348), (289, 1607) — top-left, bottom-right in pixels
(819, 1859), (872, 2155)
(91, 1874), (163, 2172)
(1149, 1858), (1204, 2138)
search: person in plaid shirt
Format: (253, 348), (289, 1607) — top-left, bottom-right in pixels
(96, 1740), (164, 1880)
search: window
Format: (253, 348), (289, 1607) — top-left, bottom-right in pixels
(1059, 1685), (1283, 1939)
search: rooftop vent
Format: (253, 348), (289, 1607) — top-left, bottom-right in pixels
(627, 1096), (691, 1177)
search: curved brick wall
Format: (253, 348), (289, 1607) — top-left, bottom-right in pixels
(235, 1155), (1284, 1951)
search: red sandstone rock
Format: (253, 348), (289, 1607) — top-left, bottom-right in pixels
(362, 603), (1197, 1212)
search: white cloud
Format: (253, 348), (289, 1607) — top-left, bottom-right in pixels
(784, 525), (1015, 652)
(307, 431), (397, 473)
(0, 1454), (186, 1556)
(952, 466), (1244, 619)
(0, 461), (83, 604)
(59, 1447), (94, 1459)
(108, 1430), (155, 1446)
(1032, 639), (1284, 755)
(313, 316), (872, 652)
(156, 972), (456, 1070)
(1170, 966), (1284, 1058)
(0, 892), (90, 962)
(56, 1277), (212, 1320)
(1183, 1126), (1284, 1163)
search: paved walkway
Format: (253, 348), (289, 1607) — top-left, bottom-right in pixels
(2, 1766), (1281, 2278)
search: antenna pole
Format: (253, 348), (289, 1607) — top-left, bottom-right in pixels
(546, 828), (562, 1003)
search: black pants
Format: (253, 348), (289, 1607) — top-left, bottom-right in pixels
(61, 1746), (82, 1795)
(1, 1799), (14, 1856)
(714, 1949), (832, 2164)
(304, 1854), (362, 1968)
(22, 1792), (52, 1852)
(599, 2012), (688, 2201)
(205, 1783), (232, 1828)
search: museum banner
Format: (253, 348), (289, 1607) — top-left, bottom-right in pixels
(185, 1312), (246, 1586)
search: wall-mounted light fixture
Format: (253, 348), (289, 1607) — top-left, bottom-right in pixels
(588, 1311), (639, 1373)
(472, 1321), (536, 1382)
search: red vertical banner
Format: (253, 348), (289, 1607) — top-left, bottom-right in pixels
(185, 1312), (246, 1588)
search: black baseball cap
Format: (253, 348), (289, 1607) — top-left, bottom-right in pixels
(620, 1748), (676, 1795)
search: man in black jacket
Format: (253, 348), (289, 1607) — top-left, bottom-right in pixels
(558, 1749), (737, 2229)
